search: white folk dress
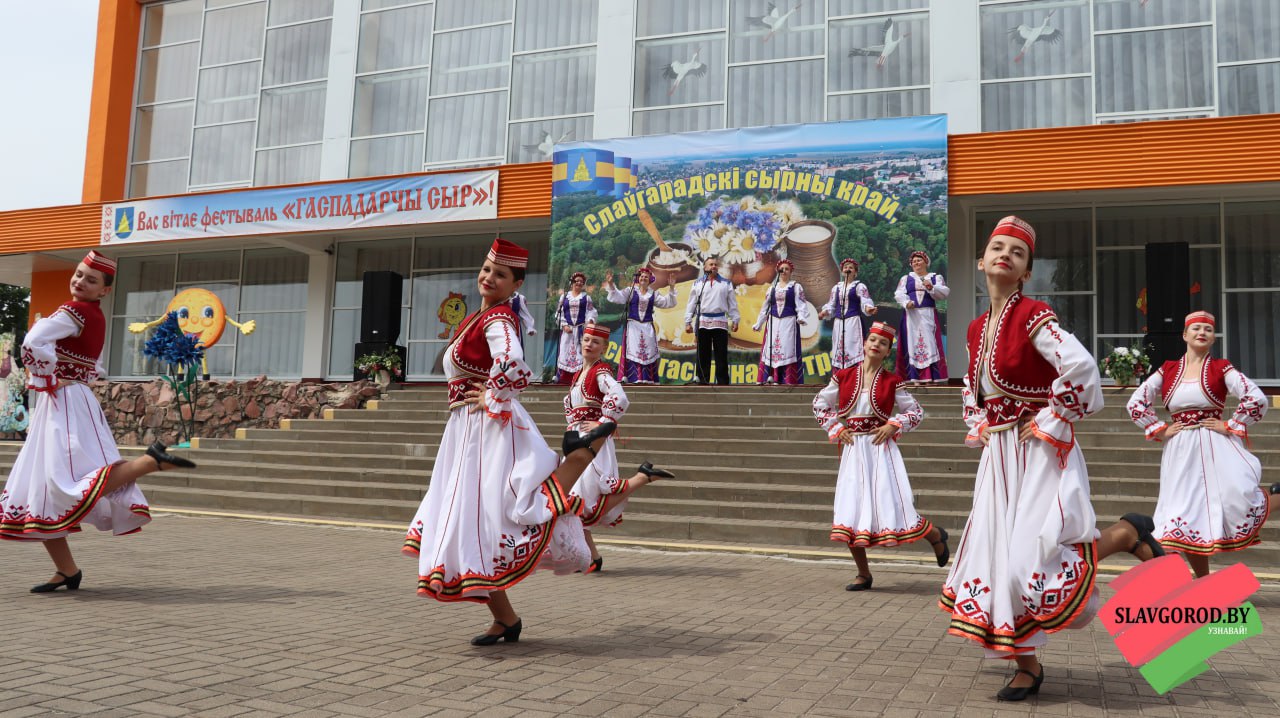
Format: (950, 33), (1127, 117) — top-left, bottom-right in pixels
(822, 281), (875, 369)
(606, 285), (677, 379)
(565, 363), (631, 528)
(813, 370), (928, 547)
(403, 310), (590, 602)
(555, 291), (597, 375)
(943, 318), (1103, 658)
(1127, 368), (1268, 555)
(894, 272), (950, 380)
(755, 281), (811, 369)
(0, 306), (149, 541)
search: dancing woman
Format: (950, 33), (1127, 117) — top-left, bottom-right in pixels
(944, 217), (1164, 701)
(1, 250), (196, 592)
(566, 324), (676, 571)
(753, 260), (811, 385)
(812, 322), (949, 592)
(403, 239), (615, 645)
(603, 267), (677, 384)
(894, 250), (949, 384)
(554, 272), (597, 384)
(819, 258), (878, 370)
(1126, 310), (1278, 577)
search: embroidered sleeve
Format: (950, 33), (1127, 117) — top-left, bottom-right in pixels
(857, 283), (875, 312)
(563, 391), (574, 426)
(21, 310), (81, 391)
(928, 274), (950, 299)
(605, 285), (629, 305)
(1224, 365), (1266, 440)
(585, 296), (598, 324)
(1126, 372), (1167, 441)
(654, 285), (678, 309)
(483, 317), (530, 424)
(1028, 319), (1105, 466)
(887, 385), (924, 435)
(961, 369), (987, 448)
(554, 293), (566, 329)
(795, 285), (812, 325)
(753, 287), (773, 330)
(597, 371), (629, 424)
(821, 285), (838, 316)
(727, 282), (740, 324)
(893, 275), (910, 308)
(515, 294), (537, 336)
(812, 378), (845, 442)
(682, 282), (701, 325)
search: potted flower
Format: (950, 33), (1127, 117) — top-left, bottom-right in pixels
(355, 347), (405, 388)
(1100, 343), (1151, 386)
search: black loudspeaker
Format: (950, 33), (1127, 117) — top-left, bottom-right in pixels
(360, 271), (403, 343)
(1143, 242), (1191, 372)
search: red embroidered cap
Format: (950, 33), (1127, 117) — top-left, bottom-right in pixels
(633, 267), (655, 282)
(83, 249), (117, 278)
(776, 259), (795, 271)
(487, 237), (529, 268)
(869, 321), (897, 341)
(583, 324), (610, 339)
(570, 271), (586, 284)
(840, 258), (859, 271)
(990, 215), (1037, 255)
(909, 250), (929, 264)
(1185, 310), (1215, 328)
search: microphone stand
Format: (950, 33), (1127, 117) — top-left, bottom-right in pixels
(763, 271), (781, 383)
(692, 274), (708, 384)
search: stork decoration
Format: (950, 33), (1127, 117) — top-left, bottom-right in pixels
(523, 129), (574, 160)
(661, 50), (708, 97)
(1010, 10), (1062, 64)
(849, 17), (910, 69)
(750, 2), (803, 43)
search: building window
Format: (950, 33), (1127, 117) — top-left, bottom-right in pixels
(1225, 201), (1280, 380)
(827, 10), (930, 121)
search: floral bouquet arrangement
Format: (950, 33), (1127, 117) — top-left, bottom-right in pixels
(1100, 343), (1151, 386)
(141, 311), (206, 444)
(683, 197), (803, 275)
(355, 347), (404, 380)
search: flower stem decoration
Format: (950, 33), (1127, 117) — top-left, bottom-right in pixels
(141, 311), (206, 444)
(1099, 343), (1151, 386)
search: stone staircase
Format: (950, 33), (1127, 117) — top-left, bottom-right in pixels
(3, 384), (1279, 569)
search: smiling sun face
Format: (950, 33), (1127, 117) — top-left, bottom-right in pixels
(166, 287), (227, 348)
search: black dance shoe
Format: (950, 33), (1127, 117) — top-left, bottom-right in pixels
(31, 570), (82, 593)
(470, 618), (522, 646)
(584, 557), (603, 574)
(1270, 482), (1280, 496)
(146, 441), (197, 470)
(638, 462), (676, 480)
(931, 527), (951, 568)
(1120, 512), (1166, 559)
(562, 422), (617, 457)
(996, 665), (1044, 701)
(845, 575), (873, 591)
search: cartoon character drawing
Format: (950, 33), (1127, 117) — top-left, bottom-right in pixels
(129, 287), (257, 378)
(437, 292), (467, 339)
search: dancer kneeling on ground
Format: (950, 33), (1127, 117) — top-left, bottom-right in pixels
(565, 323), (676, 572)
(0, 250), (196, 592)
(943, 216), (1165, 702)
(813, 321), (949, 592)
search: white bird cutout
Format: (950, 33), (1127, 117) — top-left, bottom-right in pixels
(848, 17), (910, 70)
(750, 2), (803, 43)
(1009, 10), (1062, 64)
(522, 129), (574, 159)
(661, 50), (708, 97)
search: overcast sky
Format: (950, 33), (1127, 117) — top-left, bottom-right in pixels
(0, 1), (99, 212)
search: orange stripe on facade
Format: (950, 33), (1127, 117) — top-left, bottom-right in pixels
(83, 0), (142, 204)
(948, 113), (1280, 196)
(0, 203), (103, 255)
(498, 162), (552, 219)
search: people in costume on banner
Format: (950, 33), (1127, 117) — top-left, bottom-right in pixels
(565, 323), (676, 572)
(603, 267), (677, 384)
(753, 259), (811, 385)
(554, 272), (597, 384)
(944, 216), (1165, 701)
(894, 250), (949, 384)
(402, 238), (617, 646)
(812, 321), (950, 592)
(684, 256), (739, 385)
(1126, 310), (1279, 578)
(819, 258), (878, 370)
(1, 250), (197, 593)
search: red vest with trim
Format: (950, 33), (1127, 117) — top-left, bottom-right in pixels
(446, 304), (518, 407)
(566, 360), (615, 425)
(966, 293), (1060, 427)
(832, 363), (900, 431)
(1159, 357), (1231, 410)
(55, 301), (106, 383)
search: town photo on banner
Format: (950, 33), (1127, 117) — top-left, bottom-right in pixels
(545, 115), (948, 384)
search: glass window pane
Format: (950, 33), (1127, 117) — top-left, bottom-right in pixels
(138, 44), (199, 104)
(329, 308), (359, 376)
(514, 0), (596, 51)
(1216, 0), (1280, 63)
(634, 34), (727, 108)
(981, 77), (1091, 132)
(1098, 249), (1144, 335)
(333, 239), (413, 307)
(143, 0), (203, 47)
(363, 0), (425, 10)
(349, 134), (425, 177)
(258, 82), (326, 146)
(242, 249), (307, 310)
(235, 312), (304, 376)
(431, 25), (511, 94)
(202, 2), (267, 66)
(1094, 0), (1209, 31)
(1220, 62), (1280, 117)
(357, 5), (433, 72)
(353, 69), (429, 136)
(829, 13), (929, 92)
(829, 0), (928, 16)
(409, 270), (482, 340)
(508, 116), (591, 164)
(1225, 201), (1280, 290)
(133, 102), (195, 162)
(981, 0), (1090, 80)
(269, 0), (333, 25)
(827, 89), (929, 121)
(636, 0), (725, 36)
(633, 105), (724, 136)
(196, 62), (260, 124)
(510, 47), (595, 119)
(435, 0), (512, 30)
(1227, 292), (1280, 379)
(976, 209), (1092, 293)
(1096, 204), (1219, 248)
(190, 122), (256, 185)
(129, 160), (190, 198)
(728, 60), (823, 129)
(114, 255), (178, 317)
(425, 91), (506, 163)
(407, 341), (449, 378)
(110, 316), (170, 377)
(178, 252), (241, 283)
(729, 0), (824, 64)
(1096, 27), (1212, 113)
(255, 144), (321, 185)
(263, 20), (332, 86)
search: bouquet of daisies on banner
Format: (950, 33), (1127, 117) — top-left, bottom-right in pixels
(683, 197), (803, 281)
(1100, 343), (1151, 386)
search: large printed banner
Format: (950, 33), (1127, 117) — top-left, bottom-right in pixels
(100, 171), (498, 245)
(546, 116), (948, 384)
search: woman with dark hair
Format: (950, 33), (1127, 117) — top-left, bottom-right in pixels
(894, 250), (949, 384)
(554, 271), (597, 384)
(753, 259), (810, 385)
(603, 267), (676, 384)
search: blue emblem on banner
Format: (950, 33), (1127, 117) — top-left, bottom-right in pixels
(114, 207), (135, 239)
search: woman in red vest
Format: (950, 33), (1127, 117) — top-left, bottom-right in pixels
(813, 321), (950, 592)
(1126, 310), (1279, 577)
(1, 250), (196, 592)
(403, 238), (616, 646)
(944, 217), (1165, 701)
(565, 323), (675, 572)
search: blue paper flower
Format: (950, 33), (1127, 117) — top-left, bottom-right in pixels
(142, 311), (206, 368)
